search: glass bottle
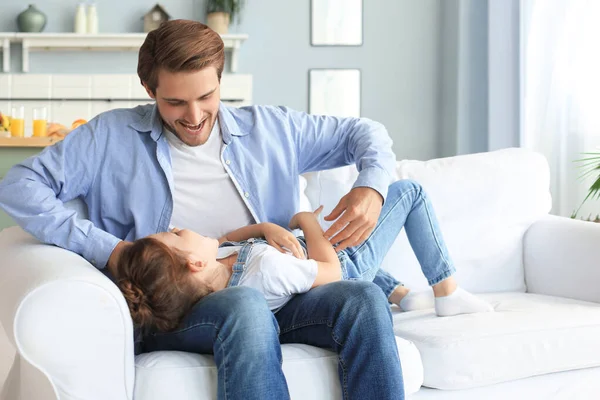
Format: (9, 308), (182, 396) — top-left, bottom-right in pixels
(74, 3), (87, 34)
(87, 3), (98, 34)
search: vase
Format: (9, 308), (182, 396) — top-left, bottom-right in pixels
(206, 12), (230, 35)
(17, 5), (47, 33)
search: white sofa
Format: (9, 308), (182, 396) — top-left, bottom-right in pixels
(1, 147), (600, 400)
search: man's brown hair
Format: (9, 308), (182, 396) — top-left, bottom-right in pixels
(137, 19), (225, 94)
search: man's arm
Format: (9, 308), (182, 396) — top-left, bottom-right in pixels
(289, 209), (341, 287)
(278, 107), (396, 252)
(279, 107), (396, 201)
(0, 119), (121, 269)
(107, 241), (131, 277)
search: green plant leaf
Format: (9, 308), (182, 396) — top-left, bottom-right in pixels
(579, 167), (600, 181)
(572, 150), (600, 218)
(206, 0), (245, 22)
(575, 158), (600, 167)
(588, 175), (600, 200)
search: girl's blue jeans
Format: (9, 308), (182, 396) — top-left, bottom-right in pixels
(344, 179), (456, 297)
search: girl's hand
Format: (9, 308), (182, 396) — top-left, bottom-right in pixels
(288, 206), (324, 230)
(262, 223), (304, 259)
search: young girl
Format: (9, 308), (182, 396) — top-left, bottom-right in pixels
(117, 180), (493, 333)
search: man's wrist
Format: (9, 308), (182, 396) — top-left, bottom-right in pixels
(353, 165), (394, 203)
(352, 186), (384, 205)
(107, 241), (130, 277)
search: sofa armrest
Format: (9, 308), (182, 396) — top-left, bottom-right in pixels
(523, 215), (600, 304)
(0, 227), (134, 400)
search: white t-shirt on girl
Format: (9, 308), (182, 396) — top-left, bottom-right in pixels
(218, 245), (318, 311)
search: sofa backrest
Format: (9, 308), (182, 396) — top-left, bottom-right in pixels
(301, 148), (552, 293)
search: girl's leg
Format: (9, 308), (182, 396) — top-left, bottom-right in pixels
(342, 179), (455, 284)
(343, 180), (493, 316)
(372, 269), (434, 312)
(372, 268), (403, 299)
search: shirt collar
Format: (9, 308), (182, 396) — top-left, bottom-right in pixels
(218, 102), (251, 144)
(128, 103), (163, 141)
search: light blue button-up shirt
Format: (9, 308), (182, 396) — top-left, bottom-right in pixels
(0, 102), (395, 269)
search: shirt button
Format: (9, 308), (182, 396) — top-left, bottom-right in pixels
(244, 192), (250, 198)
(225, 160), (231, 165)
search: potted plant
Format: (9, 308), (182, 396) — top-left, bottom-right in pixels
(571, 150), (600, 222)
(206, 0), (245, 35)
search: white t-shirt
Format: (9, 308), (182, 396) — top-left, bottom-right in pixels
(218, 244), (318, 311)
(165, 120), (254, 238)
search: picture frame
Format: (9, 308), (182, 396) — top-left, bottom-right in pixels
(310, 0), (363, 46)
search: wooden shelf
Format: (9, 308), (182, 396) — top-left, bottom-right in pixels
(0, 136), (64, 147)
(0, 32), (249, 73)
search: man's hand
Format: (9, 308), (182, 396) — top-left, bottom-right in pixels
(323, 187), (383, 252)
(107, 241), (130, 277)
(262, 223), (304, 259)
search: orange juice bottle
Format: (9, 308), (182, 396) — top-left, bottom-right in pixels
(10, 106), (25, 137)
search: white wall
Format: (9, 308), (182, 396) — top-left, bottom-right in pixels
(236, 0), (441, 160)
(1, 0), (442, 160)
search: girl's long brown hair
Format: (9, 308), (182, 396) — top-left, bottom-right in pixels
(116, 238), (211, 333)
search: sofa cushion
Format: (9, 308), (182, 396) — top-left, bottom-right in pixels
(302, 148), (552, 293)
(391, 292), (600, 390)
(134, 338), (423, 399)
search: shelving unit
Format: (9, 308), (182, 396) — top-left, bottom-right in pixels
(0, 32), (249, 73)
(0, 136), (64, 147)
(1, 35), (9, 73)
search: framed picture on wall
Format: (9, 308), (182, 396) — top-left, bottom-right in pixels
(309, 69), (361, 117)
(310, 0), (363, 46)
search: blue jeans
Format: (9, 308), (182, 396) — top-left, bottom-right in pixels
(367, 180), (456, 297)
(140, 283), (403, 400)
(137, 179), (451, 399)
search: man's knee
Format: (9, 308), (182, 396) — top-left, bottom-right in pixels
(321, 281), (394, 335)
(347, 281), (389, 306)
(322, 281), (389, 311)
(216, 287), (280, 335)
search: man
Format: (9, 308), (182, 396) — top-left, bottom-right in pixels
(0, 20), (404, 400)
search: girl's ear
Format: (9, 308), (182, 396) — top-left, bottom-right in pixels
(187, 259), (207, 272)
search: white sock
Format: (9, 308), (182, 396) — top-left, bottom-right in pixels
(398, 290), (435, 312)
(434, 287), (494, 317)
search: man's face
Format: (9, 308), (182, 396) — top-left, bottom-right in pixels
(146, 67), (221, 147)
